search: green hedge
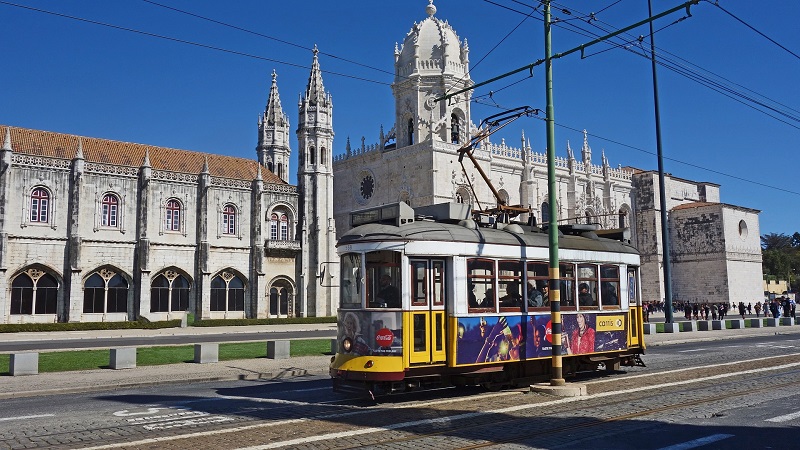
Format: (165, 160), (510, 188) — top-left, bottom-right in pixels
(0, 316), (336, 333)
(0, 319), (182, 333)
(192, 316), (336, 327)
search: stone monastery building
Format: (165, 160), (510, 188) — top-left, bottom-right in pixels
(0, 1), (763, 324)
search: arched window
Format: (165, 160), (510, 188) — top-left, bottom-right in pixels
(277, 163), (283, 180)
(150, 271), (190, 313)
(618, 208), (626, 229)
(30, 187), (50, 223)
(321, 148), (327, 165)
(165, 199), (181, 232)
(11, 270), (58, 315)
(101, 194), (119, 228)
(222, 205), (236, 235)
(309, 146), (316, 165)
(451, 113), (461, 144)
(267, 161), (274, 172)
(210, 272), (246, 312)
(498, 189), (510, 206)
(83, 270), (128, 314)
(407, 119), (414, 146)
(269, 280), (293, 316)
(455, 186), (471, 205)
(270, 211), (290, 240)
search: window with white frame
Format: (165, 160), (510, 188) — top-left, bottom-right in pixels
(101, 194), (119, 228)
(30, 187), (50, 223)
(269, 210), (290, 240)
(165, 199), (182, 232)
(222, 204), (236, 235)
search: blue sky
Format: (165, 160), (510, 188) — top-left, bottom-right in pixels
(2, 0), (798, 236)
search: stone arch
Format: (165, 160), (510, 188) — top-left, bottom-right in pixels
(150, 266), (194, 314)
(266, 202), (296, 241)
(267, 276), (295, 317)
(454, 185), (472, 205)
(9, 264), (63, 318)
(82, 265), (132, 316)
(210, 268), (248, 313)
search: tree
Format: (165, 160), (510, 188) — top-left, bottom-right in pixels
(761, 232), (792, 250)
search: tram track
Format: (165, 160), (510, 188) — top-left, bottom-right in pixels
(68, 353), (800, 450)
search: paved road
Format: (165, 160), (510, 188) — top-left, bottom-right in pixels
(4, 331), (800, 449)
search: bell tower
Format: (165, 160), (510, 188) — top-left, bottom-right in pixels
(257, 70), (291, 183)
(296, 46), (337, 317)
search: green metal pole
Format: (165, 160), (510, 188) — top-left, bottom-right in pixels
(648, 0), (674, 323)
(544, 0), (564, 386)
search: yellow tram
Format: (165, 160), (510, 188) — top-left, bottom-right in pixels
(330, 202), (645, 396)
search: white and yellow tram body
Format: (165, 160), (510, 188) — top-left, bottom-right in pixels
(330, 203), (645, 395)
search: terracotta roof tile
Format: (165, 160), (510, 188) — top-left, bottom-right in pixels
(2, 125), (285, 185)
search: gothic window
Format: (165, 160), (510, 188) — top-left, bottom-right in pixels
(30, 187), (50, 223)
(222, 204), (236, 235)
(210, 272), (246, 312)
(321, 148), (327, 165)
(269, 280), (293, 316)
(455, 186), (471, 205)
(267, 161), (274, 172)
(498, 189), (510, 206)
(269, 210), (291, 240)
(277, 163), (283, 180)
(83, 270), (128, 314)
(150, 271), (190, 313)
(407, 119), (414, 146)
(309, 146), (316, 165)
(451, 113), (461, 144)
(618, 208), (626, 229)
(165, 199), (182, 232)
(541, 202), (550, 225)
(11, 270), (58, 315)
(101, 194), (119, 228)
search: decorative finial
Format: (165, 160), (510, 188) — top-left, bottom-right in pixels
(201, 155), (210, 174)
(271, 69), (277, 83)
(2, 127), (11, 151)
(255, 162), (262, 181)
(312, 44), (319, 56)
(142, 148), (151, 167)
(75, 137), (84, 159)
(426, 0), (436, 17)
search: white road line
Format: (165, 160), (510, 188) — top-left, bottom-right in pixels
(0, 414), (55, 422)
(656, 434), (734, 450)
(81, 360), (800, 450)
(765, 410), (800, 423)
(677, 349), (705, 353)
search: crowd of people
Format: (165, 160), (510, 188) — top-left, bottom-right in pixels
(642, 297), (797, 323)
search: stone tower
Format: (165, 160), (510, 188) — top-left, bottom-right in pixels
(296, 46), (338, 317)
(392, 0), (473, 148)
(257, 70), (291, 183)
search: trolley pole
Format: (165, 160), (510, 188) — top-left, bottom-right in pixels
(544, 0), (565, 386)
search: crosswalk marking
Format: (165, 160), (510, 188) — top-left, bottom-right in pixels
(766, 410), (800, 423)
(657, 433), (734, 450)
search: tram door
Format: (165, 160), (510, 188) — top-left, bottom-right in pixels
(408, 259), (447, 365)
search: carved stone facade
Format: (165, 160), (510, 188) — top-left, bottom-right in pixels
(331, 2), (763, 306)
(0, 126), (309, 324)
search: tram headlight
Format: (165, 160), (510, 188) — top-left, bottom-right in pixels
(342, 338), (353, 353)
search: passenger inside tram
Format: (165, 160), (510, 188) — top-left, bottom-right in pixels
(375, 274), (400, 308)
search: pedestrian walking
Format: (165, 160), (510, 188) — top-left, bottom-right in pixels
(738, 302), (746, 320)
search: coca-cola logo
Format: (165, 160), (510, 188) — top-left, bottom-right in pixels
(375, 328), (394, 348)
(545, 320), (553, 343)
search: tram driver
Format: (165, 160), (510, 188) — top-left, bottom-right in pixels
(375, 274), (400, 308)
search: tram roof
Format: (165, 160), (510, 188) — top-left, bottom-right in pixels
(339, 220), (638, 256)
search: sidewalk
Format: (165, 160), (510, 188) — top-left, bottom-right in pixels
(3, 320), (800, 399)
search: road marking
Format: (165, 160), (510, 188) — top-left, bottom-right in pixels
(82, 360), (800, 450)
(677, 349), (705, 353)
(766, 410), (800, 423)
(0, 414), (54, 422)
(656, 434), (734, 450)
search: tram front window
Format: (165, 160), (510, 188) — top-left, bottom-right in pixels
(366, 250), (401, 308)
(340, 253), (363, 309)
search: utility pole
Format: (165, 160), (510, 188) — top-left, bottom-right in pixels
(544, 0), (564, 386)
(648, 0), (674, 323)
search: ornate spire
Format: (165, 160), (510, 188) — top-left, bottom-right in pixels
(581, 129), (592, 165)
(201, 155), (210, 174)
(264, 69), (286, 126)
(2, 127), (11, 151)
(255, 161), (262, 180)
(426, 0), (436, 17)
(305, 45), (326, 104)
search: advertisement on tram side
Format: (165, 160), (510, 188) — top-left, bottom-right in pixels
(339, 311), (403, 357)
(455, 312), (627, 365)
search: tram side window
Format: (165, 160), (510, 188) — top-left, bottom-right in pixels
(560, 263), (576, 308)
(627, 268), (639, 306)
(432, 260), (445, 306)
(340, 253), (363, 309)
(410, 260), (428, 306)
(366, 250), (401, 308)
(600, 265), (620, 307)
(498, 260), (524, 312)
(526, 261), (549, 309)
(578, 264), (599, 308)
(467, 258), (495, 312)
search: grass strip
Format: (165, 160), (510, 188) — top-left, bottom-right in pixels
(0, 339), (331, 375)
